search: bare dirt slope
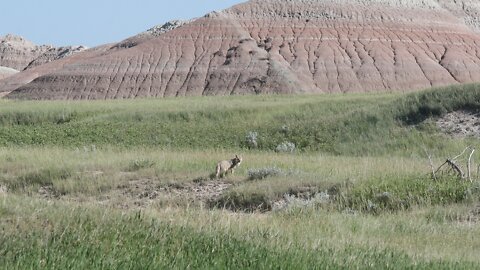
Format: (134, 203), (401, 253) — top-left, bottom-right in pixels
(436, 110), (480, 138)
(5, 0), (480, 99)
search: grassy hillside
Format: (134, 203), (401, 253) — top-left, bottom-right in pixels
(1, 84), (480, 268)
(1, 83), (479, 155)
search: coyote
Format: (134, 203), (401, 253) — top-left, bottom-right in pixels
(215, 155), (243, 178)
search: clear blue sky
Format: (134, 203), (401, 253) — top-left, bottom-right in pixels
(0, 0), (246, 47)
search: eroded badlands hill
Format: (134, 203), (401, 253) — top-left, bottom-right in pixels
(0, 34), (85, 72)
(5, 0), (480, 99)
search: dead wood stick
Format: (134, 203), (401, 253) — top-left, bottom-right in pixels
(468, 148), (475, 182)
(446, 159), (464, 179)
(434, 161), (448, 175)
(423, 148), (437, 181)
(452, 146), (471, 161)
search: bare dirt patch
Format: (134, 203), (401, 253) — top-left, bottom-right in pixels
(37, 178), (233, 210)
(170, 181), (232, 200)
(119, 179), (231, 201)
(111, 179), (233, 209)
(436, 110), (480, 138)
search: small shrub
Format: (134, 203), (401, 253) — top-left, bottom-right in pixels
(275, 141), (296, 153)
(245, 131), (258, 149)
(247, 167), (283, 180)
(127, 159), (156, 172)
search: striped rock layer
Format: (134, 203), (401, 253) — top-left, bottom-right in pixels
(4, 0), (480, 99)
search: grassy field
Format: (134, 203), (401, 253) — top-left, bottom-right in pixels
(1, 84), (480, 269)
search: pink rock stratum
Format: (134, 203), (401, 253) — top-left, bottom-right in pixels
(4, 0), (480, 100)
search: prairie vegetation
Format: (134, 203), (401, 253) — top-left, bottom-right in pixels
(1, 84), (480, 268)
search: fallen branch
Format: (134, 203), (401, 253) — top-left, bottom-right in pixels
(434, 159), (464, 179)
(446, 159), (464, 179)
(429, 146), (477, 181)
(434, 160), (448, 176)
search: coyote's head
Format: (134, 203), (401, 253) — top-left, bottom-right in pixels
(232, 154), (243, 168)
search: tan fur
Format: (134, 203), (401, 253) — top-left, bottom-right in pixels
(215, 155), (242, 178)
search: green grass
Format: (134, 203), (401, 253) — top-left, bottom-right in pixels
(0, 94), (395, 153)
(213, 173), (478, 212)
(1, 196), (478, 269)
(1, 84), (480, 268)
(0, 145), (475, 215)
(0, 84), (478, 155)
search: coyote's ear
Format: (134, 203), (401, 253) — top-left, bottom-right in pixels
(235, 154), (239, 158)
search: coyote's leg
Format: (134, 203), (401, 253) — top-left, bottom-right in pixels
(215, 165), (221, 178)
